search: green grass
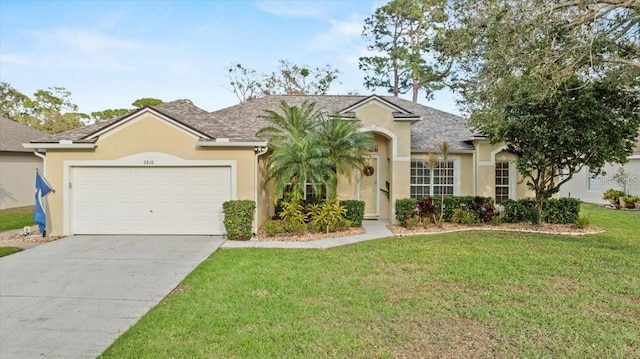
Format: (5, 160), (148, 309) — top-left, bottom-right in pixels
(0, 206), (35, 232)
(101, 204), (639, 358)
(0, 246), (24, 257)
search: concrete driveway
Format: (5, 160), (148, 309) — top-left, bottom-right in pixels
(0, 235), (224, 359)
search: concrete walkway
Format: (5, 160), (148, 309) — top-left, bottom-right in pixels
(222, 220), (394, 249)
(0, 235), (224, 359)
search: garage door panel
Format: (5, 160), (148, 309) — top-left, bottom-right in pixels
(72, 166), (231, 235)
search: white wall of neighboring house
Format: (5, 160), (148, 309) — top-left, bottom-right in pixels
(559, 157), (640, 204)
(0, 152), (42, 210)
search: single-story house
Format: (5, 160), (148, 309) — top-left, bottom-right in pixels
(24, 95), (533, 236)
(1, 116), (48, 210)
(559, 138), (640, 203)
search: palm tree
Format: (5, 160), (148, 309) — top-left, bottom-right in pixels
(257, 101), (374, 200)
(256, 101), (322, 144)
(318, 117), (375, 192)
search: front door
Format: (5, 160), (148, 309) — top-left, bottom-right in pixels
(359, 155), (380, 217)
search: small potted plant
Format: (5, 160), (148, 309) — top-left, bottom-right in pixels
(620, 195), (639, 209)
(602, 189), (626, 208)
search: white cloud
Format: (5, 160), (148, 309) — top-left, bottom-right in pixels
(43, 28), (146, 53)
(254, 0), (324, 18)
(342, 44), (378, 66)
(309, 13), (365, 51)
(13, 27), (157, 71)
(0, 53), (33, 66)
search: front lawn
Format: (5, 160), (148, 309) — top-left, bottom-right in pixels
(0, 206), (35, 232)
(101, 204), (639, 358)
(0, 246), (24, 257)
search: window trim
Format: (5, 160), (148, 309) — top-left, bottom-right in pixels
(587, 170), (603, 192)
(495, 161), (510, 204)
(494, 160), (516, 203)
(410, 157), (460, 199)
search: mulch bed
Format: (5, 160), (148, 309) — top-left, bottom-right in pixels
(256, 226), (365, 242)
(0, 233), (63, 248)
(388, 222), (603, 236)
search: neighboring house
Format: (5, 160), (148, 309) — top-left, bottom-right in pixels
(559, 138), (640, 203)
(24, 95), (532, 236)
(0, 116), (48, 210)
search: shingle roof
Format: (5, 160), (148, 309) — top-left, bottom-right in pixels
(0, 116), (49, 152)
(210, 95), (475, 150)
(29, 96), (475, 150)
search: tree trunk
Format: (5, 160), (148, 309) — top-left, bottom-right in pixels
(535, 192), (544, 225)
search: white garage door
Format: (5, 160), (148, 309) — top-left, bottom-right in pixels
(71, 166), (231, 235)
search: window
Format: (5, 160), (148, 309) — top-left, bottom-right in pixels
(410, 160), (454, 199)
(283, 183), (326, 201)
(495, 161), (510, 204)
(587, 171), (602, 191)
(305, 183), (326, 201)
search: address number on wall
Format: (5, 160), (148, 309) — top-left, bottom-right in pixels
(143, 160), (155, 165)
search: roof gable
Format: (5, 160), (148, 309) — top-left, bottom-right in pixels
(86, 107), (212, 141)
(338, 95), (419, 121)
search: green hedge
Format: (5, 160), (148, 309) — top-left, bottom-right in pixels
(340, 200), (365, 227)
(222, 200), (256, 240)
(431, 196), (494, 222)
(395, 198), (417, 225)
(396, 196), (495, 226)
(500, 197), (581, 224)
(544, 198), (581, 224)
(500, 198), (539, 224)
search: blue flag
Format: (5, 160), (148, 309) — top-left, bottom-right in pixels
(34, 171), (53, 235)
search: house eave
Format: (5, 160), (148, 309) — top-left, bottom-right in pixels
(22, 142), (96, 149)
(411, 148), (476, 154)
(393, 115), (422, 121)
(197, 141), (268, 147)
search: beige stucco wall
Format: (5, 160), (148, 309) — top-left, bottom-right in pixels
(474, 141), (533, 201)
(354, 102), (411, 221)
(458, 153), (474, 195)
(0, 152), (43, 210)
(43, 114), (257, 236)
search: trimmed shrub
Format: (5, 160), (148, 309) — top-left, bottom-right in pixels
(223, 200), (256, 240)
(280, 192), (307, 224)
(405, 216), (419, 228)
(602, 189), (625, 206)
(310, 196), (347, 233)
(501, 198), (539, 224)
(395, 198), (417, 226)
(340, 200), (365, 227)
(574, 214), (591, 229)
(451, 208), (465, 224)
(544, 198), (581, 224)
(469, 196), (495, 223)
(262, 219), (284, 237)
(501, 197), (580, 224)
(283, 221), (307, 234)
(431, 196), (494, 222)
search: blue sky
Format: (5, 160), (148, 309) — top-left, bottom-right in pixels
(0, 0), (460, 116)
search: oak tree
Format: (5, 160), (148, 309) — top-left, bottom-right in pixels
(226, 60), (341, 103)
